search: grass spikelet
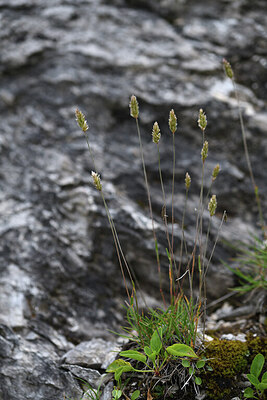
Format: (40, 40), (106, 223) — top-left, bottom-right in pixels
(185, 172), (191, 190)
(223, 58), (234, 79)
(152, 121), (161, 144)
(208, 194), (217, 217)
(201, 140), (209, 163)
(212, 164), (220, 181)
(91, 171), (102, 191)
(169, 109), (177, 134)
(129, 95), (139, 119)
(75, 108), (89, 132)
(198, 108), (207, 132)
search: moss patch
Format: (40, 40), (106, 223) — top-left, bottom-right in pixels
(202, 336), (267, 399)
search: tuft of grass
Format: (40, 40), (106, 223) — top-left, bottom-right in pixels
(75, 97), (226, 399)
(121, 295), (200, 349)
(72, 59), (265, 399)
(223, 236), (267, 294)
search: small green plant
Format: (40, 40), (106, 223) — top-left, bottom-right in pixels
(121, 296), (200, 349)
(244, 353), (267, 399)
(181, 357), (213, 387)
(112, 387), (140, 400)
(107, 326), (200, 382)
(64, 379), (102, 400)
(83, 386), (101, 400)
(224, 237), (267, 294)
(112, 387), (122, 400)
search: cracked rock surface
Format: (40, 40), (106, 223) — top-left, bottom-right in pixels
(0, 0), (266, 398)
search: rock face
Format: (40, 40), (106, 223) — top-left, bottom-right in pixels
(0, 0), (266, 399)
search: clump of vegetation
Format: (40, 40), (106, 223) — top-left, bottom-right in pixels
(224, 237), (267, 294)
(244, 354), (267, 399)
(72, 59), (266, 400)
(76, 97), (224, 398)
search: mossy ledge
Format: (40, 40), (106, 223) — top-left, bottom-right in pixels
(202, 335), (267, 399)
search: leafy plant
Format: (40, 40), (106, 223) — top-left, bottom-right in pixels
(107, 327), (199, 381)
(112, 387), (123, 400)
(121, 296), (200, 350)
(181, 357), (212, 387)
(112, 388), (140, 400)
(244, 353), (267, 399)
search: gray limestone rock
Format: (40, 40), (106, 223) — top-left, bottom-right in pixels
(0, 0), (266, 398)
(62, 339), (121, 369)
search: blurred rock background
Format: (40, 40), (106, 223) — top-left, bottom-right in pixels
(0, 0), (266, 398)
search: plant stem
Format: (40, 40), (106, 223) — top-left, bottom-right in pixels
(233, 80), (266, 238)
(135, 118), (163, 298)
(157, 144), (173, 305)
(170, 132), (176, 301)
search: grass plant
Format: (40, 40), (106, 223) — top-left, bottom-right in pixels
(223, 59), (266, 239)
(73, 59), (266, 399)
(75, 93), (226, 398)
(222, 59), (266, 297)
(223, 237), (267, 294)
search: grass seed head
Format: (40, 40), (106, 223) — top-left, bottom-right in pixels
(91, 171), (102, 191)
(129, 95), (139, 119)
(223, 59), (234, 79)
(169, 109), (177, 134)
(208, 194), (217, 217)
(185, 172), (191, 189)
(152, 121), (161, 144)
(201, 140), (209, 162)
(75, 108), (89, 132)
(212, 164), (220, 181)
(198, 108), (207, 131)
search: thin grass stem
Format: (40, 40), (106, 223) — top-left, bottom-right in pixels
(232, 80), (266, 238)
(135, 117), (163, 299)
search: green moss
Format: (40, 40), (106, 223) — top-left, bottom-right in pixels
(246, 334), (267, 361)
(202, 336), (267, 399)
(205, 339), (249, 377)
(203, 339), (249, 399)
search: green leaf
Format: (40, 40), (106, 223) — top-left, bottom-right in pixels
(196, 360), (206, 369)
(206, 365), (213, 371)
(166, 344), (198, 358)
(189, 367), (194, 375)
(112, 389), (122, 400)
(114, 365), (134, 382)
(131, 390), (140, 400)
(261, 371), (267, 382)
(155, 239), (159, 259)
(244, 387), (255, 398)
(247, 374), (260, 388)
(106, 359), (134, 382)
(119, 350), (146, 363)
(144, 346), (156, 364)
(250, 354), (264, 378)
(195, 376), (202, 385)
(258, 382), (267, 390)
(166, 248), (171, 262)
(150, 328), (162, 354)
(182, 359), (190, 368)
(106, 359), (133, 373)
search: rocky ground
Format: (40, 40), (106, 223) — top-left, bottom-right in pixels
(0, 0), (266, 399)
